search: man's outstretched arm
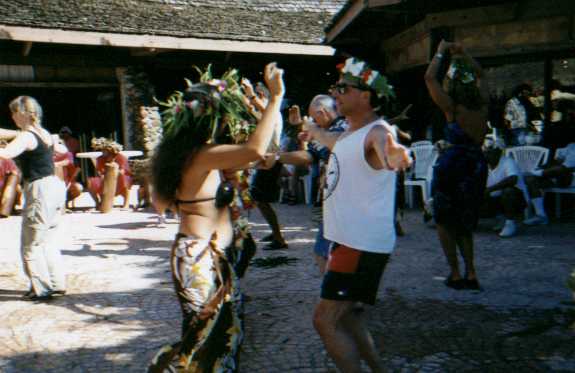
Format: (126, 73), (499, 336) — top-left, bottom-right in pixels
(301, 118), (341, 150)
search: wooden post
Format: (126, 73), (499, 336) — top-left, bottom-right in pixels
(99, 163), (118, 213)
(543, 57), (553, 130)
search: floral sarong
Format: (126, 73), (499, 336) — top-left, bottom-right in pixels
(149, 233), (243, 373)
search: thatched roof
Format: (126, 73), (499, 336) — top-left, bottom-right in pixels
(0, 0), (346, 45)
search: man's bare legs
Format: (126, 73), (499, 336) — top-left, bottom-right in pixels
(341, 309), (385, 372)
(314, 254), (327, 274)
(314, 299), (384, 373)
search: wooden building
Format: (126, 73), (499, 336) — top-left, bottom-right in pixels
(325, 0), (575, 141)
(0, 0), (346, 149)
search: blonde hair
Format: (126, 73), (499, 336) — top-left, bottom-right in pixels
(9, 96), (43, 126)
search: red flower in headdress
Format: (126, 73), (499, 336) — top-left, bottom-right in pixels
(362, 69), (372, 83)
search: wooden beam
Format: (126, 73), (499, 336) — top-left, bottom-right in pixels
(455, 16), (573, 57)
(381, 18), (428, 50)
(368, 0), (402, 8)
(0, 25), (335, 56)
(129, 48), (174, 57)
(325, 0), (367, 44)
(22, 41), (33, 57)
(384, 32), (431, 73)
(544, 58), (553, 126)
(425, 3), (518, 29)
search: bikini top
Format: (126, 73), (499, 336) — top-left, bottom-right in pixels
(175, 181), (235, 209)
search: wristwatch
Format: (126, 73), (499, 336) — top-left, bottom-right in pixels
(275, 153), (281, 162)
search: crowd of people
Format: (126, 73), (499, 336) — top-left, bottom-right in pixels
(1, 40), (574, 372)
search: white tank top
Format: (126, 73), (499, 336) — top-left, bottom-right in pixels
(323, 119), (397, 253)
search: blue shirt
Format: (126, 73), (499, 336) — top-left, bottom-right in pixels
(306, 116), (347, 164)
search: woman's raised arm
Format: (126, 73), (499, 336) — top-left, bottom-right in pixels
(194, 62), (285, 171)
(424, 40), (455, 116)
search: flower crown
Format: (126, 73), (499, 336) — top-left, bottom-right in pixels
(91, 137), (123, 153)
(158, 66), (256, 144)
(446, 59), (476, 84)
(337, 57), (395, 99)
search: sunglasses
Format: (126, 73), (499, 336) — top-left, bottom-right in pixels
(330, 82), (369, 95)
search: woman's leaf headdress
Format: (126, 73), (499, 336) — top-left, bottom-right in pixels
(446, 59), (476, 84)
(158, 65), (256, 144)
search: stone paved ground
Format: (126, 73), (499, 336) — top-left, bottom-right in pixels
(0, 198), (574, 372)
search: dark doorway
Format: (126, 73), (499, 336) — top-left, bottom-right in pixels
(0, 87), (122, 147)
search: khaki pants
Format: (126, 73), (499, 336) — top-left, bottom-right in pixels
(21, 175), (66, 296)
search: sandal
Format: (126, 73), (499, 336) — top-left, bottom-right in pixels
(259, 234), (274, 242)
(444, 275), (465, 290)
(464, 278), (481, 290)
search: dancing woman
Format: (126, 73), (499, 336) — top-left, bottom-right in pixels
(0, 96), (67, 300)
(424, 41), (489, 290)
(148, 63), (284, 372)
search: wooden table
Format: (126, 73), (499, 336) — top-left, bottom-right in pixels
(76, 150), (143, 168)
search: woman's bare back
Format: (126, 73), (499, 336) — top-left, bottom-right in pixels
(448, 105), (488, 145)
(176, 166), (234, 247)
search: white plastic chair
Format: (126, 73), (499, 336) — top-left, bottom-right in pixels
(504, 146), (549, 174)
(301, 172), (313, 205)
(405, 144), (436, 208)
(542, 147), (575, 218)
(410, 140), (432, 148)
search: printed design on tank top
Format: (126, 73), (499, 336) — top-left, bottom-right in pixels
(323, 152), (340, 201)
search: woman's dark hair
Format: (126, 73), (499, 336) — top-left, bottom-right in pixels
(151, 83), (235, 203)
(512, 83), (532, 97)
(446, 79), (484, 111)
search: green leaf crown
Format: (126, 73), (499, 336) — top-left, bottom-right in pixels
(157, 65), (256, 144)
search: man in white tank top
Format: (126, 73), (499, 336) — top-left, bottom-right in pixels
(301, 58), (412, 373)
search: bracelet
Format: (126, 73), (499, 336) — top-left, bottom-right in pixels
(435, 52), (444, 60)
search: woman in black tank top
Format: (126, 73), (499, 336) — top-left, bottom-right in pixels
(0, 96), (67, 301)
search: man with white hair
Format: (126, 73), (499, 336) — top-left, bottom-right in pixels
(481, 138), (528, 237)
(267, 94), (347, 272)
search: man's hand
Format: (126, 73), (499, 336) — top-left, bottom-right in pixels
(260, 153), (278, 169)
(288, 105), (303, 125)
(263, 62), (284, 99)
(241, 78), (256, 98)
(299, 116), (318, 142)
(222, 169), (241, 188)
(384, 133), (412, 170)
(450, 43), (464, 55)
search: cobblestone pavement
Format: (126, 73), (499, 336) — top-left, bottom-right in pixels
(0, 201), (574, 372)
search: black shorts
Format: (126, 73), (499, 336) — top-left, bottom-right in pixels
(249, 162), (282, 203)
(321, 243), (390, 305)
